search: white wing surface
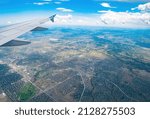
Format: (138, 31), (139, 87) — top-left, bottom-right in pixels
(0, 14), (56, 46)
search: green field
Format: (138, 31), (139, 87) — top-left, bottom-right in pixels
(18, 83), (36, 101)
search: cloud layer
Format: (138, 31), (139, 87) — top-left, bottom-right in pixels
(52, 2), (150, 28)
(99, 11), (150, 26)
(48, 11), (149, 28)
(0, 1), (150, 28)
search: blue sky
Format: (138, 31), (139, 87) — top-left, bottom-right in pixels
(0, 0), (150, 28)
(0, 0), (148, 14)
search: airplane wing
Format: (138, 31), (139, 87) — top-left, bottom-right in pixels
(0, 14), (56, 47)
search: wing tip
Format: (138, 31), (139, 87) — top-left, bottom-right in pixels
(49, 14), (56, 22)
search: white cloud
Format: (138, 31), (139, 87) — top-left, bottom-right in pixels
(29, 11), (149, 28)
(49, 38), (59, 41)
(56, 8), (73, 12)
(53, 14), (98, 26)
(56, 14), (73, 19)
(132, 2), (150, 12)
(0, 10), (150, 28)
(54, 0), (69, 4)
(137, 2), (150, 12)
(33, 2), (49, 5)
(131, 7), (136, 11)
(98, 10), (111, 13)
(98, 2), (150, 28)
(98, 11), (150, 27)
(55, 14), (73, 24)
(100, 2), (116, 8)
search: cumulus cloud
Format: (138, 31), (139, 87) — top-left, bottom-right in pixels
(1, 12), (150, 28)
(137, 2), (150, 12)
(97, 2), (150, 28)
(49, 10), (150, 28)
(100, 2), (116, 8)
(98, 11), (150, 27)
(33, 2), (49, 5)
(53, 14), (99, 26)
(56, 8), (73, 12)
(132, 2), (150, 12)
(54, 0), (69, 5)
(55, 14), (73, 24)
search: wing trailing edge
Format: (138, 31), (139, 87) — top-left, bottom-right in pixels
(0, 40), (31, 47)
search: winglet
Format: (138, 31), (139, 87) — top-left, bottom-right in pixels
(49, 14), (56, 22)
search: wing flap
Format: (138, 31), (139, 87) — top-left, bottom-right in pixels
(1, 40), (31, 47)
(31, 27), (49, 31)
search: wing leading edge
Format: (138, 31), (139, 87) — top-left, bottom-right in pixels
(0, 14), (56, 47)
